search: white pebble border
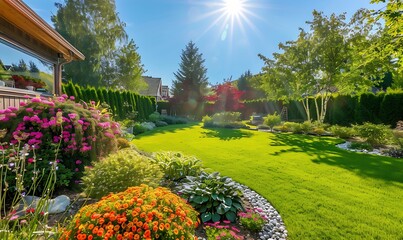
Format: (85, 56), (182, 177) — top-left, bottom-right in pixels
(239, 183), (288, 240)
(336, 141), (383, 156)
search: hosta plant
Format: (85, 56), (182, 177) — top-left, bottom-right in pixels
(82, 148), (163, 199)
(60, 185), (199, 240)
(151, 152), (203, 183)
(178, 172), (244, 223)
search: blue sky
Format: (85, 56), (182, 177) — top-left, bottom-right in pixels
(3, 0), (382, 87)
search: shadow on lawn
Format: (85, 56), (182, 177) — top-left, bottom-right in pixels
(200, 128), (252, 141)
(134, 122), (199, 139)
(270, 133), (403, 185)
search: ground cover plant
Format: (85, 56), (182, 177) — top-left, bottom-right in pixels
(133, 123), (403, 239)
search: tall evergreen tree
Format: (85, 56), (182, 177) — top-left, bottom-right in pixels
(171, 41), (209, 116)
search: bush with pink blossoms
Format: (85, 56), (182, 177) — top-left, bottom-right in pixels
(0, 95), (121, 193)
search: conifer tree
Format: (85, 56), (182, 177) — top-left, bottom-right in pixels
(171, 41), (209, 117)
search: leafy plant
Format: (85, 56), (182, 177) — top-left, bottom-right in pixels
(204, 221), (244, 240)
(353, 122), (393, 146)
(161, 115), (188, 125)
(178, 172), (244, 223)
(155, 120), (168, 127)
(151, 152), (203, 183)
(211, 112), (241, 124)
(329, 125), (356, 139)
(61, 185), (199, 240)
(202, 115), (214, 128)
(263, 113), (281, 131)
(149, 111), (162, 122)
(132, 122), (147, 135)
(82, 148), (163, 199)
(238, 209), (267, 232)
(349, 142), (373, 151)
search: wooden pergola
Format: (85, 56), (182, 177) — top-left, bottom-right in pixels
(0, 0), (84, 95)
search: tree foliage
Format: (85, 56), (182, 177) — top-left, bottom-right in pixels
(171, 41), (209, 116)
(29, 61), (39, 73)
(52, 0), (145, 91)
(257, 10), (394, 123)
(206, 82), (244, 112)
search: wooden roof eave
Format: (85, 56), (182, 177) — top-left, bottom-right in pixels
(0, 0), (84, 64)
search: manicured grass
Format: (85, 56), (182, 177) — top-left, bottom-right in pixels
(132, 123), (403, 239)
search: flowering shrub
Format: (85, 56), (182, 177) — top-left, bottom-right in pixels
(61, 185), (199, 240)
(238, 208), (267, 232)
(204, 221), (244, 240)
(0, 95), (120, 192)
(82, 148), (163, 199)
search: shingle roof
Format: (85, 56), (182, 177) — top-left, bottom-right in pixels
(140, 76), (162, 97)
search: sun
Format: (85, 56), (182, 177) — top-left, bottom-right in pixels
(224, 0), (245, 17)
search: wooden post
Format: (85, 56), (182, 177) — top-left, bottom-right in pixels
(53, 62), (63, 96)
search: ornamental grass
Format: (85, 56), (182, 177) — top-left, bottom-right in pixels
(61, 184), (199, 240)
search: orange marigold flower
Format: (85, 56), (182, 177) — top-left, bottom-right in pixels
(165, 223), (170, 229)
(114, 225), (120, 231)
(143, 230), (151, 238)
(136, 221), (143, 227)
(88, 235), (93, 240)
(117, 234), (123, 240)
(91, 213), (101, 219)
(134, 234), (140, 240)
(98, 217), (105, 225)
(88, 224), (95, 230)
(131, 226), (137, 232)
(159, 223), (164, 231)
(153, 226), (158, 232)
(140, 212), (146, 218)
(173, 228), (179, 235)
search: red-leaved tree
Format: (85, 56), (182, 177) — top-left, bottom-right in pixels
(205, 82), (245, 112)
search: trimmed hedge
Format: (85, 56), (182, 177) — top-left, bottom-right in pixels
(62, 81), (156, 121)
(241, 91), (403, 127)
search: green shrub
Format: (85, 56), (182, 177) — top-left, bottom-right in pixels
(349, 142), (373, 151)
(132, 123), (147, 135)
(62, 185), (199, 240)
(301, 121), (314, 133)
(263, 113), (281, 131)
(82, 148), (163, 199)
(178, 172), (244, 223)
(151, 152), (203, 182)
(211, 112), (241, 124)
(353, 122), (393, 147)
(161, 115), (188, 124)
(329, 125), (356, 139)
(281, 122), (303, 133)
(149, 111), (162, 122)
(312, 127), (326, 136)
(155, 120), (168, 127)
(202, 115), (214, 128)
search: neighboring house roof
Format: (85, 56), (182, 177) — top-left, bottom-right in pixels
(140, 76), (162, 100)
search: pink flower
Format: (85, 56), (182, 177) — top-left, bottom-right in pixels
(8, 107), (18, 112)
(74, 168), (79, 172)
(75, 160), (82, 165)
(27, 158), (35, 164)
(31, 98), (41, 103)
(23, 116), (31, 122)
(69, 96), (75, 100)
(61, 94), (68, 99)
(23, 95), (30, 99)
(25, 108), (34, 113)
(19, 101), (27, 106)
(68, 113), (77, 119)
(0, 117), (10, 122)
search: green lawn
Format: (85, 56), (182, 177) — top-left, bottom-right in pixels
(132, 123), (403, 240)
